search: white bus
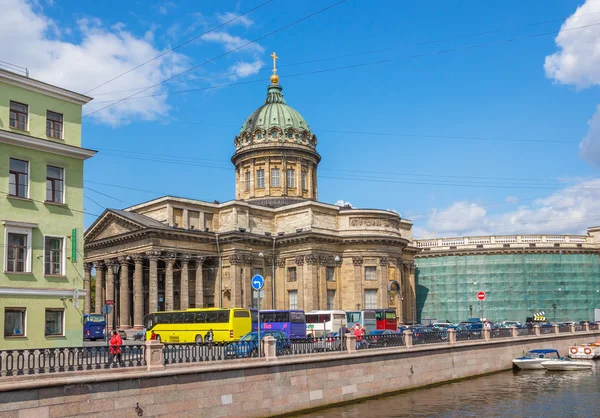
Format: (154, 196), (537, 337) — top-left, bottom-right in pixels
(305, 310), (347, 337)
(345, 310), (377, 334)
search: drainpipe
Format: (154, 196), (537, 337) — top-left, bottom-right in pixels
(216, 233), (222, 307)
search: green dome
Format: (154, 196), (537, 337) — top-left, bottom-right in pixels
(235, 83), (317, 150)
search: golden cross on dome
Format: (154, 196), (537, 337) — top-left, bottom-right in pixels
(270, 52), (279, 84)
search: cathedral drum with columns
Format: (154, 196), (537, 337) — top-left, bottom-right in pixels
(83, 54), (419, 329)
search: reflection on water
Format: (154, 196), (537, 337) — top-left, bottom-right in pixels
(297, 362), (600, 417)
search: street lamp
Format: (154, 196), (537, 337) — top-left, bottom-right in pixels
(111, 263), (120, 333)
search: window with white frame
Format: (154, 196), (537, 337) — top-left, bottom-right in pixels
(271, 168), (280, 187)
(44, 236), (64, 275)
(245, 171), (250, 191)
(364, 266), (377, 281)
(288, 290), (298, 310)
(301, 170), (307, 190)
(326, 266), (335, 282)
(46, 111), (63, 139)
(364, 290), (377, 309)
(256, 169), (265, 188)
(4, 224), (33, 273)
(46, 166), (64, 203)
(286, 169), (295, 188)
(9, 158), (28, 198)
(327, 290), (336, 310)
(9, 101), (28, 131)
(45, 309), (64, 336)
(4, 308), (26, 337)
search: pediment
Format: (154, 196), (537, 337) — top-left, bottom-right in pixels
(94, 220), (139, 240)
(85, 212), (144, 242)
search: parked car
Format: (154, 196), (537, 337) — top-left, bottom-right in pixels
(225, 331), (291, 358)
(315, 332), (342, 351)
(118, 330), (128, 340)
(133, 331), (145, 341)
(501, 321), (522, 328)
(411, 327), (446, 344)
(365, 330), (403, 348)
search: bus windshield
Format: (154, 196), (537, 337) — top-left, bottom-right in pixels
(86, 314), (105, 323)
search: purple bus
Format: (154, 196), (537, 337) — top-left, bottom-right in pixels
(252, 310), (306, 339)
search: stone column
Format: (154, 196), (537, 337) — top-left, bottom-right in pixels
(195, 256), (205, 308)
(403, 329), (413, 348)
(104, 259), (116, 331)
(352, 257), (363, 310)
(510, 326), (519, 337)
(243, 255), (254, 308)
(132, 254), (144, 329)
(585, 323), (590, 332)
(263, 336), (277, 361)
(346, 334), (356, 353)
(395, 259), (404, 324)
(83, 263), (92, 314)
(447, 329), (456, 344)
(94, 262), (105, 314)
(295, 256), (305, 311)
(305, 254), (319, 311)
(180, 254), (191, 310)
(250, 159), (256, 198)
(533, 324), (541, 336)
(147, 251), (160, 313)
(118, 255), (130, 328)
(296, 160), (302, 196)
(379, 257), (389, 308)
(483, 328), (491, 341)
(145, 340), (165, 371)
(570, 323), (576, 334)
(229, 255), (243, 307)
(553, 324), (560, 334)
(165, 253), (176, 311)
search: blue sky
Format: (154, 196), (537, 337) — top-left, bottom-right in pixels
(4, 0), (600, 237)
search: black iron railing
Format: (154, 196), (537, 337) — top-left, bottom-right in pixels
(491, 328), (513, 338)
(558, 325), (571, 333)
(589, 324), (599, 331)
(163, 341), (261, 364)
(518, 327), (537, 336)
(412, 330), (447, 345)
(575, 325), (585, 332)
(360, 333), (405, 349)
(0, 345), (145, 377)
(540, 326), (555, 334)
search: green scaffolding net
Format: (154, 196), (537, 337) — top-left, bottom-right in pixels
(415, 253), (600, 324)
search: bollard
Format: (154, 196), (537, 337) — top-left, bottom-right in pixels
(403, 330), (413, 348)
(263, 336), (277, 361)
(483, 328), (491, 341)
(345, 334), (356, 353)
(585, 323), (590, 332)
(447, 329), (456, 345)
(570, 323), (576, 334)
(553, 324), (559, 335)
(510, 326), (518, 338)
(533, 325), (541, 337)
(145, 339), (165, 371)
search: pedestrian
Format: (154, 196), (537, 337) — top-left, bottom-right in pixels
(150, 330), (157, 340)
(354, 324), (363, 350)
(109, 330), (123, 365)
(205, 328), (214, 346)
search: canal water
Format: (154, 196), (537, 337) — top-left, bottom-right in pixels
(297, 362), (600, 417)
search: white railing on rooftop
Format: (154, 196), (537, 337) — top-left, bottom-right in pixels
(415, 235), (591, 248)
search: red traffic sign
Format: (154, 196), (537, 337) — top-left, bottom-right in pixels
(105, 300), (114, 305)
(477, 292), (486, 301)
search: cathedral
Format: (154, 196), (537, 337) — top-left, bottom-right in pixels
(83, 54), (418, 329)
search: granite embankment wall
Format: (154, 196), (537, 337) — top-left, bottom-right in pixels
(1, 332), (598, 418)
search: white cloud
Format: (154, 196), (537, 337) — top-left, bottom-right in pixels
(0, 0), (189, 126)
(201, 31), (265, 54)
(228, 60), (264, 79)
(544, 0), (600, 167)
(216, 12), (254, 28)
(505, 196), (519, 204)
(156, 2), (177, 16)
(418, 179), (600, 238)
(335, 200), (353, 207)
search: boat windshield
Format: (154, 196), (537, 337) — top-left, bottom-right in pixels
(525, 350), (559, 359)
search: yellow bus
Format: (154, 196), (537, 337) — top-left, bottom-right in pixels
(144, 308), (252, 343)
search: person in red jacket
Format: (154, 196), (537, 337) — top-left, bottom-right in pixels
(110, 330), (123, 365)
(353, 324), (363, 350)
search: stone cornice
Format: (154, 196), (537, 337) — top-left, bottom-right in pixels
(416, 246), (600, 258)
(0, 129), (97, 160)
(0, 69), (93, 105)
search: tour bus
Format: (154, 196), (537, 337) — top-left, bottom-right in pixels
(371, 309), (398, 331)
(305, 310), (347, 337)
(83, 314), (106, 341)
(144, 308), (252, 343)
(254, 310), (307, 339)
(345, 310), (377, 334)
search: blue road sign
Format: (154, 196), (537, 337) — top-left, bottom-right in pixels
(101, 305), (112, 315)
(251, 274), (264, 291)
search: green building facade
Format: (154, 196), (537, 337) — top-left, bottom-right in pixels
(0, 69), (95, 349)
(415, 235), (600, 324)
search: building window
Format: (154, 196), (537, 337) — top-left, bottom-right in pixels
(326, 266), (335, 282)
(245, 171), (250, 191)
(301, 170), (307, 190)
(271, 168), (280, 187)
(45, 309), (64, 336)
(204, 213), (213, 231)
(365, 266), (377, 281)
(6, 233), (27, 272)
(287, 169), (295, 188)
(46, 111), (63, 138)
(173, 208), (183, 228)
(44, 236), (64, 275)
(256, 169), (265, 188)
(188, 210), (200, 230)
(287, 267), (297, 281)
(4, 308), (26, 337)
(9, 158), (28, 198)
(46, 166), (64, 203)
(271, 131), (278, 139)
(364, 290), (377, 309)
(288, 290), (298, 310)
(327, 290), (336, 310)
(9, 101), (28, 131)
(286, 131), (293, 139)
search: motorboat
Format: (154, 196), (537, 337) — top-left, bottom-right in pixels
(541, 357), (593, 371)
(512, 349), (560, 370)
(568, 343), (600, 359)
